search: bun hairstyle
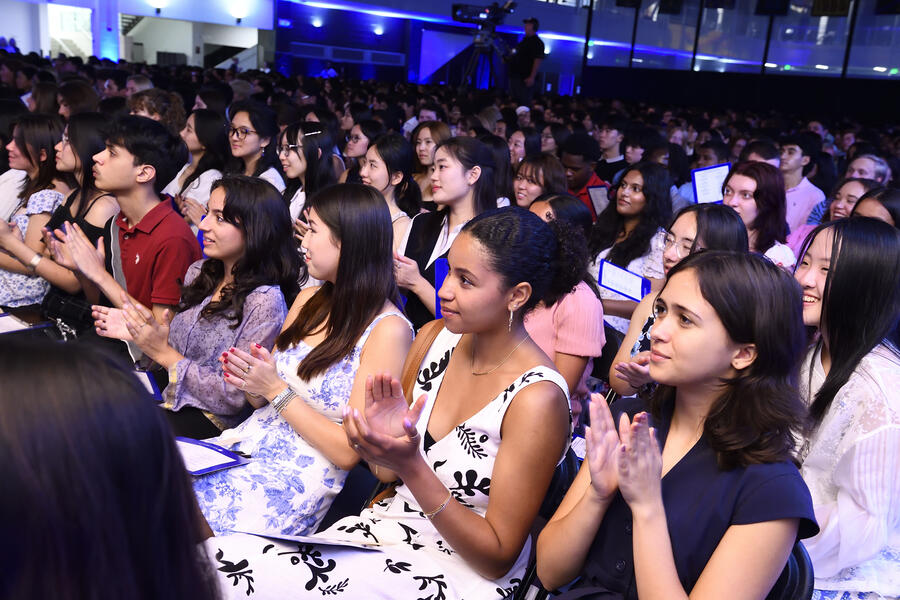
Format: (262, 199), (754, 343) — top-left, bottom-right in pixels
(652, 251), (807, 469)
(463, 206), (587, 312)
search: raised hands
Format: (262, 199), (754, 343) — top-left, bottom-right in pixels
(613, 351), (653, 390)
(616, 412), (663, 519)
(92, 305), (132, 340)
(45, 227), (76, 270)
(583, 393), (624, 503)
(342, 373), (427, 474)
(182, 197), (208, 228)
(221, 343), (285, 400)
(293, 217), (309, 245)
(118, 292), (173, 359)
(63, 222), (106, 282)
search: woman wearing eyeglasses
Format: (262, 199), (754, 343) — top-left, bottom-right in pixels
(608, 203), (749, 397)
(278, 122), (337, 221)
(225, 100), (285, 194)
(339, 119), (386, 184)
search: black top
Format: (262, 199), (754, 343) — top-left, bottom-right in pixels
(557, 397), (818, 599)
(402, 210), (448, 331)
(595, 158), (628, 185)
(510, 34), (545, 78)
(44, 191), (108, 243)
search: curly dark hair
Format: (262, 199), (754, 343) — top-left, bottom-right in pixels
(178, 175), (302, 325)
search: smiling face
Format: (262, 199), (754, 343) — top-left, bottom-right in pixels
(513, 164), (544, 207)
(508, 131), (526, 164)
(794, 228), (833, 329)
(828, 180), (866, 220)
(360, 145), (401, 200)
(5, 127), (33, 172)
(722, 174), (759, 230)
(229, 111), (267, 160)
(437, 232), (515, 334)
(415, 128), (436, 167)
(648, 268), (745, 388)
(616, 170), (647, 218)
(430, 146), (478, 207)
(278, 130), (306, 180)
(198, 187), (246, 263)
(300, 206), (341, 282)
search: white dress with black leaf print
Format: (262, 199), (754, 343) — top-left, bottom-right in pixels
(206, 327), (571, 599)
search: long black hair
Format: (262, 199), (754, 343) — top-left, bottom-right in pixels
(180, 109), (229, 197)
(276, 183), (402, 379)
(179, 175), (303, 324)
(12, 113), (73, 201)
(671, 203), (749, 254)
(477, 133), (514, 203)
(798, 218), (900, 428)
(279, 121), (336, 207)
(0, 339), (219, 600)
(65, 112), (109, 222)
(369, 133), (422, 217)
(589, 161), (672, 266)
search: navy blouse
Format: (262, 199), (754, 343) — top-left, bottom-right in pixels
(557, 397), (819, 599)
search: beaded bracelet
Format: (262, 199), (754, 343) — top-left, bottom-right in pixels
(423, 491), (453, 519)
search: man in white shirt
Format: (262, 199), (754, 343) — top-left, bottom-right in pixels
(780, 134), (825, 232)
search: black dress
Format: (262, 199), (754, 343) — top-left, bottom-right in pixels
(556, 397), (819, 599)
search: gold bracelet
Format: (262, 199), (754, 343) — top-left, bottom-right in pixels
(423, 491), (453, 519)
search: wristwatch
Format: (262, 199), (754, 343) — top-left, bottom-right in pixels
(270, 386), (298, 414)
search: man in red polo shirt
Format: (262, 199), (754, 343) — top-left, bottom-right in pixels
(561, 132), (609, 221)
(62, 115), (199, 325)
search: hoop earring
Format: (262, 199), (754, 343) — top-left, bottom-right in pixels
(508, 309), (514, 332)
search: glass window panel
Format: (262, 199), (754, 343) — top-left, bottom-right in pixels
(764, 0), (852, 75)
(845, 0), (900, 78)
(694, 0), (771, 72)
(631, 0), (702, 69)
(586, 0), (638, 67)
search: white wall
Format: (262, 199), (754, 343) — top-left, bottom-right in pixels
(126, 16), (193, 64)
(117, 0), (273, 30)
(0, 0), (47, 55)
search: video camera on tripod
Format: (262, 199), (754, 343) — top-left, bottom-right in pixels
(452, 1), (517, 87)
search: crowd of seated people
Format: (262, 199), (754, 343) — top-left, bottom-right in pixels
(1, 47), (898, 600)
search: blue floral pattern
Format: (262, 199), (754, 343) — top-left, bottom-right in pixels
(193, 311), (410, 536)
(0, 189), (64, 307)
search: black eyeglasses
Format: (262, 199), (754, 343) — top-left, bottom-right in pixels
(276, 143), (302, 156)
(229, 126), (258, 141)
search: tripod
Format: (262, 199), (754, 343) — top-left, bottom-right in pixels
(459, 28), (509, 92)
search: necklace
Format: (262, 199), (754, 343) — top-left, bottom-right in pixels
(471, 335), (528, 376)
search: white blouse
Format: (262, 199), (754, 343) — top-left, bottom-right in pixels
(162, 164), (222, 206)
(799, 343), (900, 597)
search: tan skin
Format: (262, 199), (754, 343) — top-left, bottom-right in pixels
(0, 131), (116, 291)
(538, 270), (797, 599)
(343, 231), (570, 579)
(217, 207), (413, 472)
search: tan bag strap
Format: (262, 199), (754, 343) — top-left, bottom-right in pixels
(401, 318), (444, 403)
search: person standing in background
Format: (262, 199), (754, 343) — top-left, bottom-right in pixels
(508, 17), (545, 105)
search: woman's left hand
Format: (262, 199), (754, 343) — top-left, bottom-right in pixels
(221, 344), (285, 399)
(393, 252), (424, 291)
(342, 373), (427, 474)
(120, 293), (173, 360)
(182, 198), (207, 227)
(616, 412), (663, 518)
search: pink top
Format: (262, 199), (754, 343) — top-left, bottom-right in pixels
(787, 223), (816, 259)
(524, 280), (606, 399)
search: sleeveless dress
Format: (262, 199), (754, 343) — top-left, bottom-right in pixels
(205, 327), (572, 599)
(194, 310), (411, 537)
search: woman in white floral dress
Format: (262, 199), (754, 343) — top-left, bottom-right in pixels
(0, 114), (72, 307)
(205, 207), (584, 599)
(193, 184), (413, 536)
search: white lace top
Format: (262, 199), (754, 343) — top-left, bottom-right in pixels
(799, 343), (900, 597)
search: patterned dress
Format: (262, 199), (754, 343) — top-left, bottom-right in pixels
(205, 327), (571, 599)
(0, 189), (64, 307)
(194, 311), (411, 537)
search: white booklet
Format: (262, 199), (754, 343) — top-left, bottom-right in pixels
(691, 162), (731, 204)
(0, 313), (31, 333)
(177, 437), (248, 476)
(597, 260), (651, 302)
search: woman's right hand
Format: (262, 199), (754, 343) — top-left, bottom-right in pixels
(293, 218), (309, 244)
(613, 351), (653, 390)
(584, 393), (623, 503)
(92, 305), (133, 341)
(182, 198), (208, 227)
(342, 373), (427, 473)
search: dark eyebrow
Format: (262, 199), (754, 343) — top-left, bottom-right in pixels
(671, 302), (703, 323)
(452, 266), (478, 283)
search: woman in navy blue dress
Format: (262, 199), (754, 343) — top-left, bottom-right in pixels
(537, 251), (819, 599)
